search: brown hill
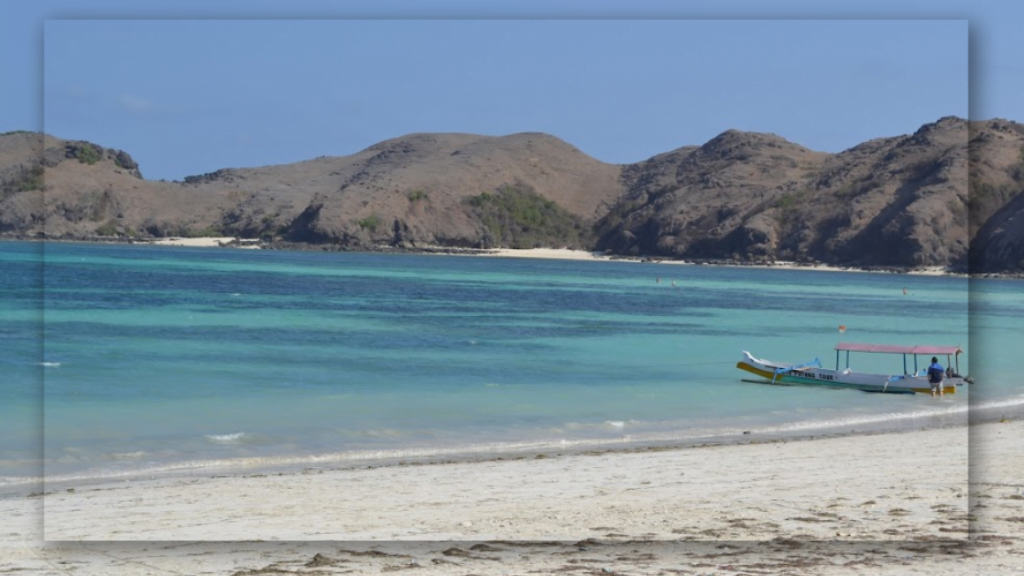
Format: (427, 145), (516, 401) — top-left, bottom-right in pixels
(597, 129), (827, 259)
(2, 118), (1023, 272)
(598, 117), (974, 267)
(968, 119), (1024, 239)
(275, 132), (622, 248)
(0, 131), (621, 250)
(970, 185), (1024, 273)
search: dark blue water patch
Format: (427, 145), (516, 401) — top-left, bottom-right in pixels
(35, 242), (968, 326)
(970, 301), (1024, 317)
(27, 240), (971, 298)
(41, 271), (942, 323)
(0, 261), (44, 308)
(0, 319), (43, 336)
(0, 259), (43, 282)
(42, 314), (729, 352)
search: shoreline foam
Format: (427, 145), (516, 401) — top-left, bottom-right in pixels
(4, 420), (1021, 573)
(21, 419), (1014, 540)
(7, 393), (1003, 500)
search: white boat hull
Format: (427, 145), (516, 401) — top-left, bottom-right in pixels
(737, 351), (962, 395)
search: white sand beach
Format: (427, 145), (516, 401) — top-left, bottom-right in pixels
(133, 240), (959, 275)
(486, 247), (612, 261)
(479, 248), (958, 275)
(2, 420), (1021, 574)
(148, 236), (262, 248)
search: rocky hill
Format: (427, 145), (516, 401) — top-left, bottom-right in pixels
(2, 118), (1023, 272)
(598, 117), (988, 269)
(969, 184), (1024, 273)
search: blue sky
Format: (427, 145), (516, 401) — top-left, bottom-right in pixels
(3, 1), (1022, 182)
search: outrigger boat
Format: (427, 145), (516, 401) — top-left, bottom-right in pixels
(736, 342), (971, 395)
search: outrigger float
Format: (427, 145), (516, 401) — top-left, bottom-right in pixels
(736, 342), (972, 395)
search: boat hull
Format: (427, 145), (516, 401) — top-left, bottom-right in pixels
(737, 352), (960, 395)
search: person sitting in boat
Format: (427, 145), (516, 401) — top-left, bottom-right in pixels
(927, 357), (945, 397)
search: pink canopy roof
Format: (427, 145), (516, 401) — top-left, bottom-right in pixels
(835, 342), (963, 355)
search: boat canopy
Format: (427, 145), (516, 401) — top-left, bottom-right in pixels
(834, 342), (963, 356)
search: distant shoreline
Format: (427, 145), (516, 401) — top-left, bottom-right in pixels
(2, 234), (1008, 278)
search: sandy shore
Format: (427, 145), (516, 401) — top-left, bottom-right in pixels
(148, 236), (262, 248)
(481, 247), (956, 276)
(44, 238), (961, 275)
(2, 421), (1021, 574)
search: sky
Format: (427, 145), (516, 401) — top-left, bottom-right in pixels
(3, 1), (1022, 182)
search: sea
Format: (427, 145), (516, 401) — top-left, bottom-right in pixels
(1, 240), (1020, 495)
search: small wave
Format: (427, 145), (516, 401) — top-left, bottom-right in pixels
(564, 420), (639, 432)
(40, 362), (61, 368)
(0, 475), (43, 490)
(109, 451), (146, 460)
(754, 405), (970, 435)
(467, 339), (479, 345)
(972, 394), (1024, 411)
(205, 432), (247, 444)
(350, 428), (405, 439)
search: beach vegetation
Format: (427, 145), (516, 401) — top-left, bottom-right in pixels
(407, 189), (429, 202)
(464, 182), (593, 249)
(357, 214), (382, 232)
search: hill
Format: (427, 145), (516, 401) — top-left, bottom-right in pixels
(2, 118), (1023, 272)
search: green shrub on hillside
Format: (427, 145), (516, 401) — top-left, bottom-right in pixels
(1013, 145), (1024, 183)
(774, 193), (799, 209)
(73, 144), (103, 165)
(18, 167), (44, 191)
(184, 226), (223, 238)
(464, 182), (591, 249)
(94, 223), (119, 236)
(2, 166), (44, 195)
(357, 214), (382, 232)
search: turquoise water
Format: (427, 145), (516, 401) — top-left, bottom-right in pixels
(1, 241), (1019, 491)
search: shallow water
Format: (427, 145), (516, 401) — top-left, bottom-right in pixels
(1, 240), (1018, 491)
